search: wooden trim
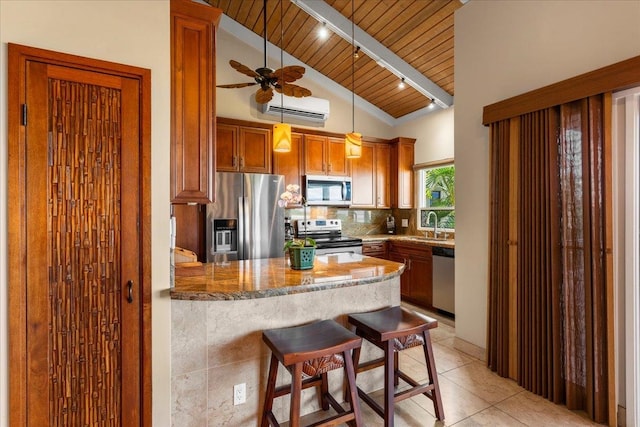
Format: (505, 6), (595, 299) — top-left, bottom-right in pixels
(483, 55), (640, 125)
(413, 158), (454, 170)
(7, 43), (153, 427)
(216, 116), (390, 144)
(602, 92), (617, 427)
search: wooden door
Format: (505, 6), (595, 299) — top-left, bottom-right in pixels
(216, 123), (239, 171)
(351, 142), (375, 207)
(8, 44), (151, 426)
(327, 136), (349, 176)
(239, 127), (271, 173)
(273, 132), (304, 188)
(304, 134), (327, 175)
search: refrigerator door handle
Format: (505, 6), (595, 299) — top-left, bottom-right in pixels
(237, 196), (245, 259)
(241, 196), (251, 259)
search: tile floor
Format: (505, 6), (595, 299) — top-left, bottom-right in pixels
(295, 304), (603, 427)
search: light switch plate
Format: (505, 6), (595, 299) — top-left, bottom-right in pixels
(401, 218), (408, 227)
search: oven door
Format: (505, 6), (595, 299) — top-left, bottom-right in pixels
(315, 242), (363, 255)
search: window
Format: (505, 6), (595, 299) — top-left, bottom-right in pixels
(417, 163), (455, 232)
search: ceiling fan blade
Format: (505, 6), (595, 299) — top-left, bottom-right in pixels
(277, 83), (312, 98)
(217, 82), (258, 88)
(229, 60), (260, 78)
(270, 65), (306, 83)
(255, 87), (274, 104)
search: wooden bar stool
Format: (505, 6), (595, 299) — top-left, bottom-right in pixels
(347, 306), (444, 426)
(261, 319), (364, 427)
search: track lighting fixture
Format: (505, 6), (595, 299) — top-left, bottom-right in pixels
(318, 22), (328, 39)
(398, 77), (405, 89)
(353, 46), (360, 59)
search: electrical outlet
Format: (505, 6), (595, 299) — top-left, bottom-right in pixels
(401, 218), (409, 227)
(233, 383), (246, 405)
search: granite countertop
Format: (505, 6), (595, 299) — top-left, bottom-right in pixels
(171, 253), (405, 301)
(359, 234), (455, 249)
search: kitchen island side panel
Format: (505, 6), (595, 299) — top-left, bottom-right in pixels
(171, 278), (400, 426)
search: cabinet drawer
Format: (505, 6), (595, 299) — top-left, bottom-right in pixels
(362, 241), (388, 259)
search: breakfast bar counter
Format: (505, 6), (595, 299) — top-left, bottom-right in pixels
(171, 252), (405, 300)
(171, 254), (405, 426)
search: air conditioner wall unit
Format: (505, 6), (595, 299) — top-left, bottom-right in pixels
(261, 95), (330, 123)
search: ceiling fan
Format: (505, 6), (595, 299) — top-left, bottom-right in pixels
(217, 0), (312, 104)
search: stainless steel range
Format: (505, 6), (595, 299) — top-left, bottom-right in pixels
(294, 219), (363, 255)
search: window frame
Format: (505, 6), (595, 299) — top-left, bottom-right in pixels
(414, 159), (455, 233)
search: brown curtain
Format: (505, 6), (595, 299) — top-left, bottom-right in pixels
(487, 95), (609, 423)
(487, 120), (511, 377)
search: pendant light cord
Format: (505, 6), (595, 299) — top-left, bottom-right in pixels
(351, 0), (355, 133)
(280, 0), (284, 124)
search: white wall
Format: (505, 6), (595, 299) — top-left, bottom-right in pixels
(454, 0), (640, 350)
(0, 1), (172, 426)
(395, 107), (454, 164)
(216, 28), (396, 139)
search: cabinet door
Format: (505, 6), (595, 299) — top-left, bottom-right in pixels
(351, 142), (375, 207)
(216, 123), (239, 171)
(327, 137), (349, 176)
(375, 144), (391, 208)
(240, 127), (271, 173)
(170, 0), (220, 203)
(304, 134), (326, 175)
(274, 132), (304, 188)
(388, 250), (410, 299)
(409, 254), (433, 308)
(395, 139), (415, 208)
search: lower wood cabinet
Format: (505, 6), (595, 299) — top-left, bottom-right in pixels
(388, 241), (432, 308)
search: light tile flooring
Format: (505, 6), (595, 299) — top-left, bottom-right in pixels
(296, 304), (602, 427)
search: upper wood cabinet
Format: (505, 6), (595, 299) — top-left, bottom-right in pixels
(390, 137), (416, 209)
(273, 132), (304, 188)
(351, 142), (391, 208)
(304, 135), (350, 176)
(170, 0), (221, 203)
(216, 122), (272, 173)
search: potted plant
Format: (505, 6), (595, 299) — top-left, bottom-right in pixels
(283, 237), (316, 270)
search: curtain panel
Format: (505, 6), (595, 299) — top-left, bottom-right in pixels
(487, 96), (609, 423)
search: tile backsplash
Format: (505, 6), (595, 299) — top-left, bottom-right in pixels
(285, 207), (416, 236)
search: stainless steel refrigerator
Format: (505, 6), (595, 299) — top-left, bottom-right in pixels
(206, 172), (285, 262)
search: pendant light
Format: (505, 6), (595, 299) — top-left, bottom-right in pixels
(345, 0), (361, 159)
(273, 0), (292, 153)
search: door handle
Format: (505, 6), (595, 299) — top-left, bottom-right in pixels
(126, 280), (134, 303)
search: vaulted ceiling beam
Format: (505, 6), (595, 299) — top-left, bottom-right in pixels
(291, 0), (454, 109)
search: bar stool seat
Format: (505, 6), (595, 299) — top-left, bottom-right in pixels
(347, 306), (444, 426)
(261, 319), (363, 427)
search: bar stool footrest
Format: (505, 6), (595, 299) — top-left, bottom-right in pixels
(356, 386), (385, 419)
(273, 375), (323, 399)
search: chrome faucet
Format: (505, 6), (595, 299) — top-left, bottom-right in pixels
(426, 211), (438, 239)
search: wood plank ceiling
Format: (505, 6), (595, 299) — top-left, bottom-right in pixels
(208, 0), (462, 119)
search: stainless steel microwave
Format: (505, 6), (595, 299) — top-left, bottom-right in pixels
(303, 175), (352, 206)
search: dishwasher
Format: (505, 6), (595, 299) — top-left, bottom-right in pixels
(432, 246), (455, 316)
